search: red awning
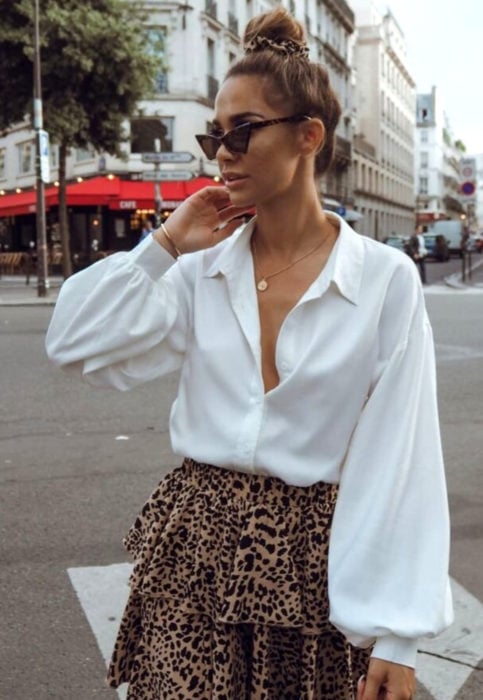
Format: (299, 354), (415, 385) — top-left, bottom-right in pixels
(0, 190), (38, 217)
(109, 176), (220, 210)
(0, 175), (221, 217)
(60, 175), (120, 206)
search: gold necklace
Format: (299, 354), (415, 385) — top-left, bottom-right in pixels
(251, 235), (326, 291)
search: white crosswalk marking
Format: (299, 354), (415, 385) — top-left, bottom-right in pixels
(68, 565), (483, 700)
(417, 579), (483, 699)
(68, 563), (132, 700)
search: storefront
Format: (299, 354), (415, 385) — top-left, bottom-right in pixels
(0, 175), (220, 267)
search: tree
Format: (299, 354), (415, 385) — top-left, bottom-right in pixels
(454, 139), (466, 153)
(0, 0), (159, 277)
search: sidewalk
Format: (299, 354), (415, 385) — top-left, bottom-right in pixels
(1, 257), (483, 306)
(0, 274), (62, 306)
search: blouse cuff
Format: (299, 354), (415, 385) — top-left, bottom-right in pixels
(129, 234), (177, 281)
(371, 635), (419, 668)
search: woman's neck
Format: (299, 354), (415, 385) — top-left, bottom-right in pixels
(253, 184), (336, 259)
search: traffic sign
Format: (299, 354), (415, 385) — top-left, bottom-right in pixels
(460, 157), (476, 179)
(141, 151), (195, 164)
(461, 181), (476, 196)
(142, 170), (194, 181)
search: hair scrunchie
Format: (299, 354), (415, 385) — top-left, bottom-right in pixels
(244, 35), (309, 59)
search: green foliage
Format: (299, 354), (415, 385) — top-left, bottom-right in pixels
(442, 127), (452, 147)
(454, 139), (466, 153)
(0, 0), (160, 155)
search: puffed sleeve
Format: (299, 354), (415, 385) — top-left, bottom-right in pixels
(45, 235), (192, 391)
(328, 262), (453, 668)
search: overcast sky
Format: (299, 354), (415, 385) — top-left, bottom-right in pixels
(377, 0), (482, 154)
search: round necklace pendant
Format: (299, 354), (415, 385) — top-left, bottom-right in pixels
(257, 279), (268, 291)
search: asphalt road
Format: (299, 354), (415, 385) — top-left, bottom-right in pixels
(1, 262), (482, 699)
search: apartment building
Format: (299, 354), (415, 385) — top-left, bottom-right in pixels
(415, 86), (465, 228)
(350, 1), (416, 239)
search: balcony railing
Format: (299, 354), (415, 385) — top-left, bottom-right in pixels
(207, 74), (219, 102)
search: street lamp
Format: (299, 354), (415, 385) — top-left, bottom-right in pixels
(33, 0), (49, 297)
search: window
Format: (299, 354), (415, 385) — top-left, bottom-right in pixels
(420, 151), (428, 168)
(146, 27), (168, 93)
(17, 141), (34, 175)
(419, 177), (428, 194)
(0, 148), (5, 179)
(76, 146), (96, 163)
(207, 39), (218, 101)
(130, 117), (174, 154)
(207, 38), (215, 76)
(421, 129), (428, 143)
(50, 145), (59, 170)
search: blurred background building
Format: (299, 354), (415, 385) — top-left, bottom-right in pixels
(414, 86), (466, 229)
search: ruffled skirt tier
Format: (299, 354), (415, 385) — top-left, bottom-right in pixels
(107, 458), (370, 699)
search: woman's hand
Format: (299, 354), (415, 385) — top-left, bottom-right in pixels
(154, 186), (253, 255)
(357, 658), (415, 700)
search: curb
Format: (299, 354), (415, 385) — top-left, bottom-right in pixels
(0, 299), (58, 307)
(0, 276), (61, 306)
(444, 257), (483, 289)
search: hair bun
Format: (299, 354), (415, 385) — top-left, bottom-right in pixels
(242, 7), (309, 60)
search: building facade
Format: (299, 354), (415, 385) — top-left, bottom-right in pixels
(474, 154), (483, 229)
(0, 0), (357, 256)
(415, 86), (465, 229)
(350, 1), (416, 239)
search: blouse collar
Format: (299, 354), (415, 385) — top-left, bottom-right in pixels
(202, 213), (365, 306)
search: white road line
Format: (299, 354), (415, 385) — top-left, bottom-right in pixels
(68, 566), (483, 700)
(424, 284), (483, 295)
(435, 343), (483, 363)
(68, 563), (132, 700)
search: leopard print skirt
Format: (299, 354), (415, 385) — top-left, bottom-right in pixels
(107, 458), (371, 699)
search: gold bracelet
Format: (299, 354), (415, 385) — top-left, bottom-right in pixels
(161, 222), (181, 257)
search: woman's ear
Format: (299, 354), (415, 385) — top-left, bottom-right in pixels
(299, 118), (325, 158)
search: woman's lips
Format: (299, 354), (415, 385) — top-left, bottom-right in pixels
(223, 174), (248, 189)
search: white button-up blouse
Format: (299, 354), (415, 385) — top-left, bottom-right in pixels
(45, 215), (453, 668)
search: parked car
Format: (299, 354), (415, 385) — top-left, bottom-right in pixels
(422, 233), (450, 262)
(384, 235), (408, 253)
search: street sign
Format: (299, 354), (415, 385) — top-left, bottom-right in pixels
(141, 151), (195, 164)
(461, 181), (476, 196)
(39, 129), (50, 183)
(142, 170), (194, 181)
(460, 157), (476, 179)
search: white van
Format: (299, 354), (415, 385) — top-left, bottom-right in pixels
(427, 220), (465, 257)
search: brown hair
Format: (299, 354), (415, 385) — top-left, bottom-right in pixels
(224, 8), (341, 177)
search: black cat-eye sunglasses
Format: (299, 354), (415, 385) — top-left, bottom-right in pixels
(195, 114), (311, 160)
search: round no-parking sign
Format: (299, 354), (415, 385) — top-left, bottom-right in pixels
(461, 181), (476, 196)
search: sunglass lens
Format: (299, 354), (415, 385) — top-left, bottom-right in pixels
(195, 135), (219, 160)
(225, 124), (250, 153)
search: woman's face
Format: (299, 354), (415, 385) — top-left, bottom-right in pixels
(212, 75), (304, 208)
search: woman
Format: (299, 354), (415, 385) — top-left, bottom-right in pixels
(46, 8), (452, 700)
